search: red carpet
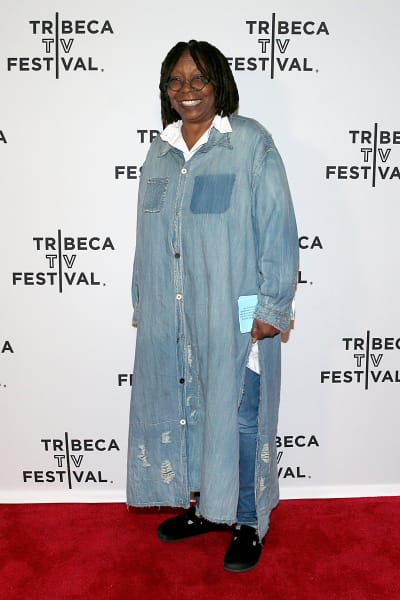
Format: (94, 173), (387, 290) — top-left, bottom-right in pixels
(1, 498), (399, 600)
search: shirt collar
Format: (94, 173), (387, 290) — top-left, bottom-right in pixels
(158, 115), (233, 158)
(160, 115), (232, 147)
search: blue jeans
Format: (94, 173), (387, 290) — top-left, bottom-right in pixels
(237, 367), (260, 527)
(196, 367), (260, 526)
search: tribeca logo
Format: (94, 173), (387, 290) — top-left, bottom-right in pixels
(115, 130), (160, 180)
(0, 129), (7, 144)
(226, 16), (329, 79)
(321, 332), (400, 388)
(1, 339), (14, 390)
(298, 234), (323, 286)
(12, 230), (115, 293)
(1, 340), (13, 354)
(6, 14), (114, 79)
(22, 433), (120, 488)
(326, 125), (400, 187)
(118, 373), (133, 387)
(276, 434), (319, 479)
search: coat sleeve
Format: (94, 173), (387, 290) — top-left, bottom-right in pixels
(130, 138), (162, 326)
(131, 166), (146, 327)
(251, 144), (299, 332)
(131, 254), (140, 326)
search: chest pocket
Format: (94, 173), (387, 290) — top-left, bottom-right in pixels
(190, 174), (235, 214)
(143, 178), (168, 213)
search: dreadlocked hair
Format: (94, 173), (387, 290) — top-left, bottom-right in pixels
(159, 40), (239, 128)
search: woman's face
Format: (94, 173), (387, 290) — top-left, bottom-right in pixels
(167, 50), (216, 126)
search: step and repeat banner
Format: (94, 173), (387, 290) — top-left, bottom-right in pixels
(1, 0), (399, 502)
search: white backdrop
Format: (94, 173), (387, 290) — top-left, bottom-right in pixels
(1, 0), (399, 502)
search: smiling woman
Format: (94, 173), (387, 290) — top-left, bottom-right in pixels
(164, 50), (217, 149)
(127, 39), (299, 574)
(159, 40), (239, 126)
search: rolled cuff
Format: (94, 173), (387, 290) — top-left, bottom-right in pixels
(253, 300), (292, 333)
(132, 305), (139, 327)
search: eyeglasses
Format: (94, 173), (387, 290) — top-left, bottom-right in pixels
(164, 75), (209, 92)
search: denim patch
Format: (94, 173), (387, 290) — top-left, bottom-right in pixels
(190, 174), (235, 214)
(143, 177), (168, 212)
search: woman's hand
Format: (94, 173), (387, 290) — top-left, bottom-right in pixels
(251, 319), (280, 342)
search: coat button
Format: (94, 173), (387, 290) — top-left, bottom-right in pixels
(179, 419), (186, 425)
(181, 168), (188, 174)
(174, 253), (180, 258)
(176, 293), (182, 300)
(179, 378), (185, 384)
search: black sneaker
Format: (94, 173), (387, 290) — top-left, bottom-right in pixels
(157, 506), (226, 542)
(223, 525), (262, 572)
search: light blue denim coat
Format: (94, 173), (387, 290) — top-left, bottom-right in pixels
(127, 115), (298, 539)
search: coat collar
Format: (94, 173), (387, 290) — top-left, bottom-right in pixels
(157, 117), (233, 157)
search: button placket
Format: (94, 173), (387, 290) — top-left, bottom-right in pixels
(174, 162), (188, 434)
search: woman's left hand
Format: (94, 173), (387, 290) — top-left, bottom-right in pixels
(251, 319), (280, 342)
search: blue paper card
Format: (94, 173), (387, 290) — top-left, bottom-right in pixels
(237, 295), (258, 333)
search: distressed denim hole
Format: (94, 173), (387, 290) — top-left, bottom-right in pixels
(138, 444), (151, 468)
(161, 460), (175, 484)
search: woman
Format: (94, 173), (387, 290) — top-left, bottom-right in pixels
(127, 40), (298, 573)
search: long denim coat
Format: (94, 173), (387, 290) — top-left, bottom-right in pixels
(127, 115), (298, 539)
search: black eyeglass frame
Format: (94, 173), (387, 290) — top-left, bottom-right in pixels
(164, 76), (210, 92)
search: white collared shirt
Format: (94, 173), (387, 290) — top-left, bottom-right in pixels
(161, 114), (232, 161)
